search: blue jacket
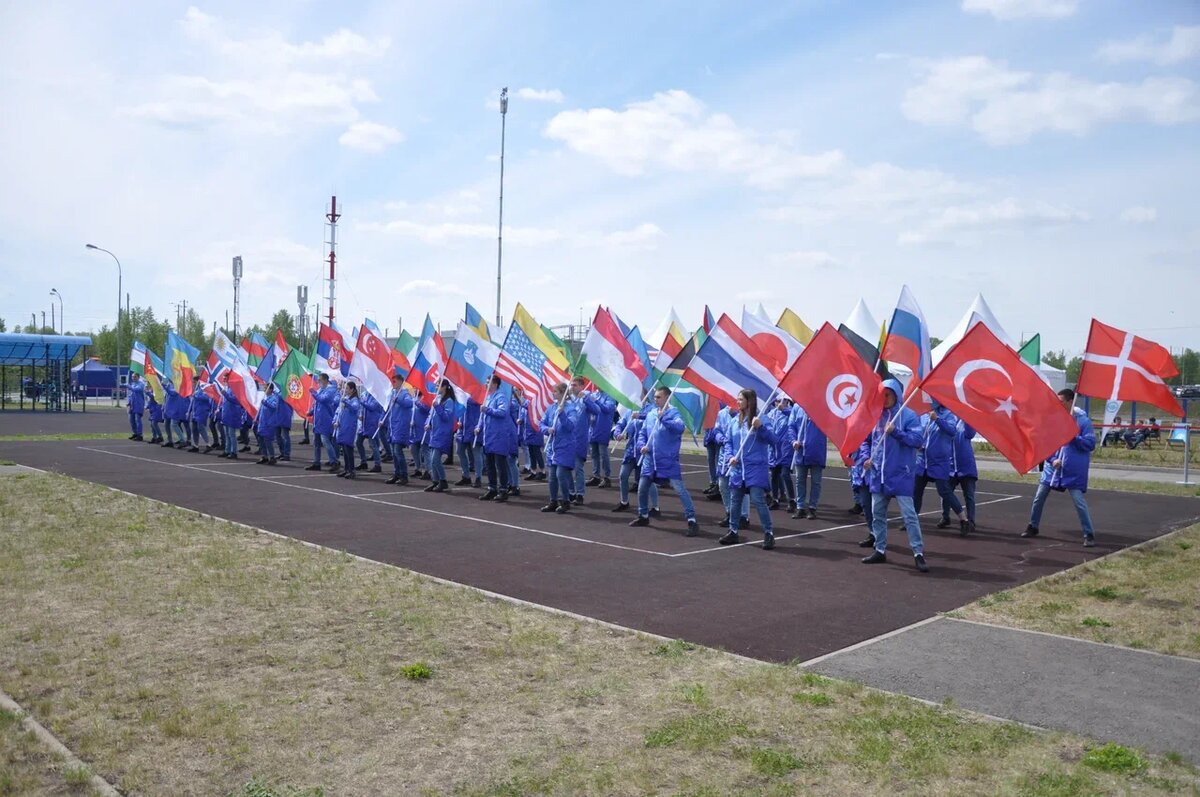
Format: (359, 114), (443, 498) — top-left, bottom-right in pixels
(850, 438), (870, 488)
(457, 400), (481, 444)
(480, 390), (516, 455)
(867, 379), (925, 498)
(508, 393), (522, 455)
(1041, 407), (1095, 492)
(763, 407), (788, 468)
(360, 394), (383, 438)
(427, 397), (456, 453)
(411, 401), (431, 443)
(310, 385), (339, 436)
(542, 402), (576, 468)
(636, 405), (686, 480)
(191, 392), (213, 425)
(612, 410), (646, 464)
(275, 399), (294, 434)
(567, 397), (589, 460)
(727, 417), (777, 490)
(127, 380), (146, 414)
(220, 387), (241, 426)
(386, 390), (414, 445)
(521, 401), (544, 447)
(788, 405), (828, 468)
(715, 407), (739, 477)
(951, 420), (978, 479)
(257, 393), (281, 433)
(163, 384), (187, 421)
(584, 392), (618, 444)
(335, 396), (360, 446)
(922, 405), (960, 481)
(148, 396), (164, 423)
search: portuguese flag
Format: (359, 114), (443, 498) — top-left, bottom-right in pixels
(272, 349), (314, 416)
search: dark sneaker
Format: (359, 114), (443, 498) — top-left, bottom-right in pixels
(768, 500), (781, 511)
(685, 519), (699, 537)
(718, 531), (740, 545)
(256, 457), (269, 465)
(473, 478), (483, 488)
(508, 487), (521, 497)
(385, 475), (400, 484)
(454, 477), (471, 486)
(611, 502), (629, 512)
(305, 464), (321, 471)
(787, 500), (797, 514)
(960, 519), (971, 536)
(1021, 525), (1039, 538)
(861, 551), (887, 564)
(806, 508), (817, 520)
(914, 554), (929, 573)
(762, 534), (775, 551)
(628, 516), (650, 527)
(858, 535), (876, 548)
(423, 483), (437, 492)
(555, 501), (569, 514)
(370, 465), (382, 473)
(738, 517), (750, 531)
(493, 492), (508, 503)
(434, 481), (448, 493)
(936, 518), (952, 529)
(572, 495), (583, 506)
(540, 501), (559, 513)
(719, 514), (730, 527)
(849, 503), (863, 515)
(649, 508), (662, 519)
(1083, 536), (1096, 548)
(601, 477), (612, 488)
(791, 511), (804, 520)
(356, 462), (369, 471)
(585, 477), (602, 488)
(479, 490), (498, 501)
(267, 458), (277, 465)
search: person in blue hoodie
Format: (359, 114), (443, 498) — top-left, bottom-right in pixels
(506, 385), (524, 496)
(305, 373), (340, 470)
(851, 437), (876, 547)
(862, 378), (929, 572)
(161, 379), (188, 448)
(423, 380), (457, 492)
(912, 401), (967, 533)
(1023, 388), (1097, 547)
(629, 386), (699, 536)
(218, 375), (242, 459)
(942, 418), (978, 534)
(355, 391), (383, 473)
(275, 397), (294, 461)
(127, 372), (146, 440)
(188, 389), (214, 453)
(410, 392), (431, 480)
(719, 388), (779, 549)
(702, 420), (722, 499)
(256, 383), (281, 465)
(789, 402), (828, 520)
(766, 397), (795, 511)
(567, 378), (592, 503)
(520, 390), (546, 481)
(610, 398), (659, 514)
(146, 390), (164, 444)
(207, 388), (224, 453)
(384, 375), (415, 485)
(584, 389), (617, 488)
(478, 375), (515, 502)
(334, 381), (362, 478)
(454, 397), (482, 486)
(715, 404), (750, 530)
(540, 382), (576, 514)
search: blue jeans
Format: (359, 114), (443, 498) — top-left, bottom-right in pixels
(871, 493), (924, 556)
(149, 420), (162, 440)
(574, 456), (587, 495)
(357, 435), (381, 468)
(261, 431), (277, 459)
(550, 464), (573, 502)
(129, 412), (142, 436)
(428, 447), (446, 482)
(528, 445), (545, 472)
(638, 476), (695, 521)
(718, 474), (749, 520)
(391, 443), (409, 478)
(914, 474), (962, 517)
(590, 442), (611, 478)
(224, 424), (239, 455)
(311, 432), (334, 465)
(793, 465), (824, 509)
(730, 485), (771, 534)
(1029, 483), (1094, 538)
(508, 455), (520, 488)
(411, 441), (425, 472)
(706, 444), (719, 484)
(276, 427), (290, 458)
(456, 439), (475, 476)
(946, 477), (976, 523)
(192, 422), (209, 446)
(619, 459), (657, 506)
(856, 485), (874, 530)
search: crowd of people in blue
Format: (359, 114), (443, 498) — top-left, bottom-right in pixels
(123, 370), (1098, 572)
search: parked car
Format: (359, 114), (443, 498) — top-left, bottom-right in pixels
(1175, 385), (1200, 399)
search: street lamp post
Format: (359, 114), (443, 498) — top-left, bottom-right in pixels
(50, 289), (63, 334)
(495, 86), (508, 328)
(86, 244), (123, 404)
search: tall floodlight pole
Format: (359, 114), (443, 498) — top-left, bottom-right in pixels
(232, 256), (243, 338)
(85, 244), (122, 402)
(50, 290), (63, 334)
(495, 87), (508, 328)
(297, 285), (309, 350)
(326, 196), (339, 327)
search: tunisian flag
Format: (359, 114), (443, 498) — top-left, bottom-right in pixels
(779, 323), (883, 464)
(921, 323), (1077, 473)
(1076, 319), (1184, 417)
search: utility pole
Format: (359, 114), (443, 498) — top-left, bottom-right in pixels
(495, 87), (508, 328)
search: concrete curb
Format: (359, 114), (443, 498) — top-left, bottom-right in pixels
(0, 689), (123, 796)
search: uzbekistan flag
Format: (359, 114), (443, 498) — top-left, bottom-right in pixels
(880, 284), (933, 410)
(165, 331), (201, 397)
(683, 314), (781, 407)
(574, 307), (647, 410)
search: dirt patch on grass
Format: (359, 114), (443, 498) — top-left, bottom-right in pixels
(961, 523), (1200, 659)
(1, 473), (1198, 795)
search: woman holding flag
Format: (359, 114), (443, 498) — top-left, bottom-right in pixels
(718, 389), (778, 550)
(540, 382), (576, 514)
(424, 380), (457, 493)
(334, 381), (362, 478)
(385, 374), (414, 486)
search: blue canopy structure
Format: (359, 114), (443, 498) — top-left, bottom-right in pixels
(1, 333), (94, 412)
(0, 333), (93, 365)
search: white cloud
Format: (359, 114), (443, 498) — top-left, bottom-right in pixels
(181, 7), (390, 66)
(1120, 205), (1157, 224)
(961, 0), (1078, 20)
(1099, 25), (1200, 66)
(902, 56), (1200, 145)
(359, 207), (662, 250)
(600, 223), (664, 248)
(527, 274), (558, 287)
(398, 279), (465, 297)
(900, 197), (1088, 244)
(338, 121), (404, 153)
(772, 250), (839, 269)
(543, 90), (845, 188)
(515, 87), (565, 103)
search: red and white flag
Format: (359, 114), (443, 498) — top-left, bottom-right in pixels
(779, 323), (883, 464)
(347, 321), (395, 404)
(1076, 319), (1184, 417)
(740, 307), (804, 375)
(921, 323), (1077, 473)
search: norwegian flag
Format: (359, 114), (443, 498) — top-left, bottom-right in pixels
(1077, 319), (1184, 417)
(200, 351), (226, 404)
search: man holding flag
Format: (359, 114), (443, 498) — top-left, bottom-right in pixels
(1022, 389), (1098, 547)
(127, 372), (146, 440)
(862, 379), (930, 573)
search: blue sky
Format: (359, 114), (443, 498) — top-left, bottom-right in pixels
(2, 0), (1198, 355)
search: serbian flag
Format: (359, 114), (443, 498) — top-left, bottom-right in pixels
(740, 307), (803, 375)
(272, 350), (315, 416)
(683, 314), (781, 407)
(780, 323), (883, 464)
(314, 322), (352, 380)
(254, 330), (290, 383)
(408, 314), (447, 406)
(921, 323), (1077, 473)
(1077, 319), (1184, 417)
(446, 321), (503, 404)
(880, 285), (933, 412)
(347, 321), (395, 403)
(213, 331), (262, 418)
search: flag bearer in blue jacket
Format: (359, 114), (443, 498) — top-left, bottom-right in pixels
(1023, 389), (1097, 547)
(410, 394), (431, 480)
(147, 391), (164, 444)
(719, 388), (778, 549)
(218, 376), (242, 459)
(162, 379), (188, 448)
(127, 373), (146, 440)
(188, 389), (213, 453)
(275, 398), (293, 461)
(862, 378), (929, 572)
(610, 398), (659, 514)
(790, 402), (828, 520)
(384, 374), (415, 485)
(506, 385), (523, 496)
(455, 397), (482, 486)
(423, 380), (457, 492)
(766, 397), (795, 511)
(305, 374), (340, 470)
(334, 381), (362, 478)
(584, 389), (617, 488)
(520, 389), (547, 481)
(943, 418), (978, 534)
(355, 391), (383, 472)
(628, 386), (699, 536)
(912, 400), (967, 532)
(568, 378), (591, 503)
(254, 384), (280, 465)
(715, 404), (749, 530)
(477, 375), (515, 502)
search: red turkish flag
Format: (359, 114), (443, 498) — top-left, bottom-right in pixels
(779, 323), (883, 464)
(921, 323), (1077, 473)
(1076, 319), (1184, 417)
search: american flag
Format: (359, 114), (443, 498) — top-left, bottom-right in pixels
(495, 323), (569, 424)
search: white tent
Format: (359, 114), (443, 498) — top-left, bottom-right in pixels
(933, 294), (1066, 389)
(842, 298), (881, 345)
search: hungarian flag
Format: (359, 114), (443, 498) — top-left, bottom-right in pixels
(574, 307), (647, 410)
(1077, 319), (1184, 417)
(779, 323), (883, 464)
(272, 350), (314, 416)
(921, 323), (1077, 473)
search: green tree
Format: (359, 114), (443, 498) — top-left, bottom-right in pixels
(178, 307), (208, 351)
(1042, 349), (1067, 370)
(0, 318), (6, 333)
(1066, 356), (1083, 384)
(929, 336), (942, 349)
(1174, 348), (1198, 386)
(268, 309), (298, 349)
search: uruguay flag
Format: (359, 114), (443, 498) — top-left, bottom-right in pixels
(880, 285), (933, 410)
(445, 321), (502, 404)
(682, 314), (781, 407)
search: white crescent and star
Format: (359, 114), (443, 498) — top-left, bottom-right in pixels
(953, 359), (1018, 417)
(824, 374), (862, 419)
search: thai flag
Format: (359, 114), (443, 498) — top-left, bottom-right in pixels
(881, 285), (933, 410)
(254, 330), (291, 383)
(682, 314), (781, 407)
(407, 314), (446, 406)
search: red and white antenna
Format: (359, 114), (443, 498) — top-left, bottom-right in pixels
(324, 195), (340, 327)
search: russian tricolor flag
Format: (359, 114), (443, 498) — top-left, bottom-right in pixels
(881, 285), (933, 409)
(682, 314), (781, 407)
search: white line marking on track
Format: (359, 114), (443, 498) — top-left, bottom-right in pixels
(77, 446), (676, 558)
